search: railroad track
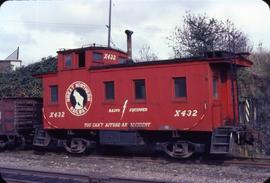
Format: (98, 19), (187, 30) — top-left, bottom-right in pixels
(84, 154), (270, 169)
(221, 157), (270, 168)
(91, 150), (270, 168)
(0, 167), (177, 183)
(11, 149), (270, 168)
(1, 151), (270, 183)
(182, 156), (270, 168)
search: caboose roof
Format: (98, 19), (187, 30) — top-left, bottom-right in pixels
(90, 52), (253, 70)
(57, 46), (127, 55)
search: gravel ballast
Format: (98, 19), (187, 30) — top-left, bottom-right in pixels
(0, 150), (269, 183)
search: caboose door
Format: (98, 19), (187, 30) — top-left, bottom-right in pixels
(211, 65), (232, 128)
(211, 70), (222, 128)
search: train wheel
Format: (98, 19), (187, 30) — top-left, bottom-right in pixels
(64, 138), (90, 154)
(164, 141), (195, 158)
(16, 136), (26, 150)
(0, 139), (7, 151)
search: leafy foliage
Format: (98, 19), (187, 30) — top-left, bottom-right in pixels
(0, 56), (57, 98)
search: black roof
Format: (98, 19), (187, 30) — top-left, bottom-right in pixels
(90, 51), (251, 70)
(57, 45), (127, 55)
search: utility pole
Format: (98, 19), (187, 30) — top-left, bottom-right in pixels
(107, 0), (112, 48)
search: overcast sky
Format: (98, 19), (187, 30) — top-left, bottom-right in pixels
(0, 0), (269, 65)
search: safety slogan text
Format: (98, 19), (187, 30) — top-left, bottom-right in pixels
(84, 122), (151, 128)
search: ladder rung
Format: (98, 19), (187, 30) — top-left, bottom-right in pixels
(212, 143), (229, 146)
(215, 134), (230, 137)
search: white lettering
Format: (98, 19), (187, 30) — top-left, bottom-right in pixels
(83, 122), (151, 128)
(108, 108), (121, 113)
(129, 108), (148, 112)
(104, 53), (117, 61)
(174, 110), (181, 117)
(129, 122), (151, 128)
(92, 123), (104, 128)
(105, 123), (121, 127)
(84, 123), (92, 128)
(49, 112), (65, 118)
(174, 109), (198, 117)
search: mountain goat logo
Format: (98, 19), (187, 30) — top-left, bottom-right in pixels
(65, 81), (92, 116)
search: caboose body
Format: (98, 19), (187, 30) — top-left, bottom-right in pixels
(36, 32), (253, 157)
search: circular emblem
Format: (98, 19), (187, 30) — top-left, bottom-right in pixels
(65, 81), (92, 116)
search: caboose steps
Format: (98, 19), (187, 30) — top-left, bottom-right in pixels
(210, 127), (233, 154)
(33, 128), (51, 147)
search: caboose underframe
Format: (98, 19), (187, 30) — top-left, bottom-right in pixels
(40, 125), (253, 158)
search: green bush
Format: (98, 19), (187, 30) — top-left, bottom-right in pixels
(0, 56), (57, 98)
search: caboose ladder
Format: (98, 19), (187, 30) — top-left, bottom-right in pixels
(33, 128), (51, 147)
(210, 126), (234, 154)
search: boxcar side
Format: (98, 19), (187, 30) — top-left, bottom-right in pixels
(0, 98), (42, 149)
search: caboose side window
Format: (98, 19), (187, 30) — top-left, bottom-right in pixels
(104, 81), (115, 100)
(174, 77), (187, 98)
(213, 77), (218, 98)
(64, 54), (72, 68)
(93, 52), (103, 61)
(78, 52), (85, 68)
(50, 85), (58, 103)
(119, 57), (126, 64)
(134, 79), (146, 100)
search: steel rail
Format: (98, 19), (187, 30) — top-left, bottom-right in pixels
(0, 167), (90, 183)
(0, 166), (178, 183)
(221, 157), (270, 168)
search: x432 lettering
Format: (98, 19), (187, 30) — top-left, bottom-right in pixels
(49, 112), (65, 118)
(104, 53), (116, 61)
(174, 109), (198, 117)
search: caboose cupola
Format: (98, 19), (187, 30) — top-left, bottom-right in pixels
(56, 46), (128, 71)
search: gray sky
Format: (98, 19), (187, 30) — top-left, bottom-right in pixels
(0, 0), (269, 65)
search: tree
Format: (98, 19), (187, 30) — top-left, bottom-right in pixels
(0, 56), (57, 98)
(136, 44), (158, 62)
(238, 47), (270, 154)
(167, 12), (252, 57)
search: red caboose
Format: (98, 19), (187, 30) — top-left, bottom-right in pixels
(36, 31), (253, 158)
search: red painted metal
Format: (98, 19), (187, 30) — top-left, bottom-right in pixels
(40, 47), (252, 132)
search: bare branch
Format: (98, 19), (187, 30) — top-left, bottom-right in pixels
(167, 12), (251, 57)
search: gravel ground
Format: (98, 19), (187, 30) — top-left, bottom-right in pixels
(0, 150), (269, 183)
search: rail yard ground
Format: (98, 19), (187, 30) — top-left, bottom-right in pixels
(0, 149), (269, 183)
